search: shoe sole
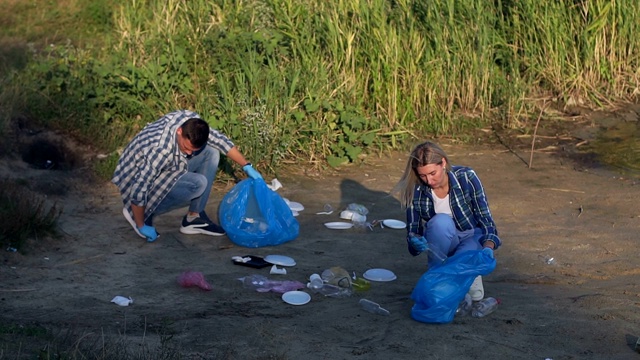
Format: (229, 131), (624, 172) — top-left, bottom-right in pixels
(122, 208), (146, 239)
(179, 226), (225, 236)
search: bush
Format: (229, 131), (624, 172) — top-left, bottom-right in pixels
(0, 179), (62, 250)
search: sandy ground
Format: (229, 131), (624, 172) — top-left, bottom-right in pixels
(1, 109), (640, 360)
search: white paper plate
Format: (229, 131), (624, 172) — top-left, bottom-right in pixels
(264, 254), (296, 267)
(382, 219), (406, 229)
(288, 201), (305, 212)
(363, 268), (397, 282)
(282, 291), (311, 305)
(324, 222), (354, 230)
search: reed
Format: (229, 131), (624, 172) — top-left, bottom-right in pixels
(1, 0), (639, 170)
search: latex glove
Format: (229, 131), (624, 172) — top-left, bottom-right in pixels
(243, 164), (263, 180)
(139, 225), (158, 242)
(482, 247), (494, 259)
(408, 235), (428, 253)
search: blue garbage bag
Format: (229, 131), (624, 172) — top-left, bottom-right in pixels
(219, 178), (299, 248)
(411, 249), (496, 324)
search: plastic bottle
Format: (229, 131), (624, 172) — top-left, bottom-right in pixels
(471, 297), (500, 318)
(427, 246), (448, 264)
(307, 274), (351, 297)
(409, 232), (447, 264)
(359, 299), (390, 316)
(241, 275), (304, 293)
(455, 293), (473, 317)
(308, 274), (324, 291)
(242, 274), (270, 289)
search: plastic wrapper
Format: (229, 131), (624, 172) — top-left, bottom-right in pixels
(177, 271), (213, 291)
(320, 266), (352, 288)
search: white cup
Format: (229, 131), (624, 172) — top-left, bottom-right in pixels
(340, 210), (354, 220)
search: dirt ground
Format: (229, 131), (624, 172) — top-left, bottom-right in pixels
(1, 107), (640, 360)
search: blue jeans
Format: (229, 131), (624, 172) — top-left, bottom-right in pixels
(154, 146), (220, 216)
(425, 214), (482, 266)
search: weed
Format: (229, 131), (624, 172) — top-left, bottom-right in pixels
(1, 0), (640, 172)
(0, 179), (62, 251)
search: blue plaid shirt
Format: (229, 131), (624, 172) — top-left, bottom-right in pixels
(406, 165), (501, 249)
(112, 110), (235, 220)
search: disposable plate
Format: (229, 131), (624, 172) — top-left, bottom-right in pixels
(282, 291), (311, 305)
(264, 254), (297, 267)
(324, 222), (354, 230)
(363, 268), (397, 282)
(382, 219), (406, 229)
(288, 201), (305, 212)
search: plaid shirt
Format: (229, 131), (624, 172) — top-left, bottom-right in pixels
(406, 165), (501, 249)
(112, 110), (235, 220)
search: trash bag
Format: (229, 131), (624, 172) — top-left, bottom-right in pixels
(219, 178), (299, 248)
(411, 249), (496, 324)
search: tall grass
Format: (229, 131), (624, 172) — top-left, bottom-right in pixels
(1, 0), (639, 171)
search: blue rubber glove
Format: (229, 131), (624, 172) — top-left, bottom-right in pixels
(482, 247), (494, 259)
(408, 235), (428, 253)
(139, 225), (158, 242)
(243, 164), (263, 180)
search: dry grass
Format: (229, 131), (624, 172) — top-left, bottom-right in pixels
(0, 178), (62, 250)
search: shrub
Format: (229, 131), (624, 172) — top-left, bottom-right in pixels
(0, 179), (62, 250)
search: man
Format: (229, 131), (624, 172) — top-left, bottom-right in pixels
(112, 110), (262, 242)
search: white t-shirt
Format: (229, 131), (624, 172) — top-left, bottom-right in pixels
(432, 189), (453, 217)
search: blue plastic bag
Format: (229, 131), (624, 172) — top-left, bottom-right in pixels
(219, 178), (299, 248)
(411, 249), (496, 324)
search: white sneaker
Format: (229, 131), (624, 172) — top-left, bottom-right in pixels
(122, 208), (145, 239)
(468, 276), (485, 301)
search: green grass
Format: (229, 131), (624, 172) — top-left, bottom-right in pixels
(1, 0), (639, 171)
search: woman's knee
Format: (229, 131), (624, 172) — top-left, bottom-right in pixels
(427, 214), (456, 234)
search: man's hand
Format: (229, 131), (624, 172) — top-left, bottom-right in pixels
(139, 225), (158, 242)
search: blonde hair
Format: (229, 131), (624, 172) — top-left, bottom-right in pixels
(392, 141), (451, 208)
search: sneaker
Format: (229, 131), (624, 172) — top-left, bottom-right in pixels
(122, 208), (145, 239)
(180, 215), (225, 236)
(468, 275), (485, 301)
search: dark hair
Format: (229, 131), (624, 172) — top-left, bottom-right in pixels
(180, 118), (209, 149)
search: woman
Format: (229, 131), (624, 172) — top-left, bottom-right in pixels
(393, 141), (501, 300)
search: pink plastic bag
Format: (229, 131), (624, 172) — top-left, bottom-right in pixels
(177, 271), (212, 291)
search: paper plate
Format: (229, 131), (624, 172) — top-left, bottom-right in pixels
(363, 268), (397, 282)
(282, 291), (311, 305)
(382, 219), (406, 229)
(324, 222), (354, 230)
(288, 201), (305, 212)
(264, 254), (296, 267)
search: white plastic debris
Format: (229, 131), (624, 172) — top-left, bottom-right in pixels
(269, 265), (287, 275)
(111, 296), (134, 306)
(232, 256), (252, 263)
(267, 178), (283, 191)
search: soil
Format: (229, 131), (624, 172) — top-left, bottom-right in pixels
(1, 106), (640, 360)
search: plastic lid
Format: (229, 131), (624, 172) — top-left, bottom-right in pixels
(310, 274), (322, 281)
